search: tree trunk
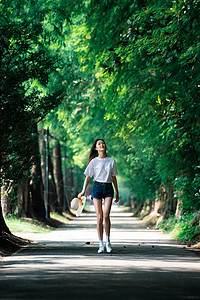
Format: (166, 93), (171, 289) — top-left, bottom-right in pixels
(167, 183), (177, 214)
(28, 123), (46, 219)
(66, 167), (73, 203)
(0, 204), (2, 236)
(133, 202), (144, 216)
(62, 149), (70, 212)
(163, 181), (176, 219)
(175, 198), (183, 219)
(1, 181), (11, 217)
(38, 124), (60, 213)
(53, 142), (64, 212)
(29, 161), (46, 219)
(38, 124), (51, 217)
(38, 123), (46, 188)
(16, 123), (46, 220)
(0, 196), (11, 235)
(190, 210), (200, 226)
(48, 154), (59, 211)
(0, 194), (30, 255)
(17, 179), (30, 218)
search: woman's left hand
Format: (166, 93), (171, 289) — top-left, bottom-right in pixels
(114, 193), (119, 203)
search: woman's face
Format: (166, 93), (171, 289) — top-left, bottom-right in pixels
(95, 140), (106, 152)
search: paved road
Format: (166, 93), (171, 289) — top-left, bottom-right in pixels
(0, 206), (200, 300)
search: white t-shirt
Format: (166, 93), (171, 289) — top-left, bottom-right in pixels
(84, 156), (118, 183)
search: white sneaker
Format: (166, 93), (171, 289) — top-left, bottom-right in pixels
(106, 243), (112, 253)
(98, 246), (104, 253)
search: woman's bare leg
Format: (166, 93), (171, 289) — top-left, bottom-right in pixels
(93, 198), (103, 240)
(104, 197), (113, 236)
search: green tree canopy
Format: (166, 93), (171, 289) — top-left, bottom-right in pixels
(0, 0), (76, 181)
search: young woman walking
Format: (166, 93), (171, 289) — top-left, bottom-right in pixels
(78, 139), (119, 253)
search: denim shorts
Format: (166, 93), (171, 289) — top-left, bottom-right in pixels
(91, 181), (114, 200)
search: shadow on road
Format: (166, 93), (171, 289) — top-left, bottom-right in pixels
(0, 206), (200, 300)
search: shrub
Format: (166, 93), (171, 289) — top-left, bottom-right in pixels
(158, 212), (200, 243)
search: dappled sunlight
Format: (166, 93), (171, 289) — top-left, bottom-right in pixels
(1, 207), (200, 300)
(2, 252), (200, 276)
(1, 1), (200, 299)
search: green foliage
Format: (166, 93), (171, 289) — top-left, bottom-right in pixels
(69, 0), (200, 211)
(1, 0), (200, 223)
(43, 0), (200, 213)
(0, 0), (75, 182)
(158, 213), (200, 243)
(5, 215), (53, 233)
(174, 172), (200, 212)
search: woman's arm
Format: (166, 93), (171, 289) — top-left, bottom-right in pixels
(78, 175), (91, 198)
(112, 176), (119, 203)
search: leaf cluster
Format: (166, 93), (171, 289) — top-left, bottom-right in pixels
(0, 0), (74, 182)
(64, 0), (200, 209)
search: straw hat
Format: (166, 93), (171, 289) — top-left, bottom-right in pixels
(71, 196), (86, 216)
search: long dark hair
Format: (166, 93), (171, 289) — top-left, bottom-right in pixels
(87, 139), (107, 165)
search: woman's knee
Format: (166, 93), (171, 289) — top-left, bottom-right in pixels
(97, 214), (103, 223)
(104, 214), (110, 223)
